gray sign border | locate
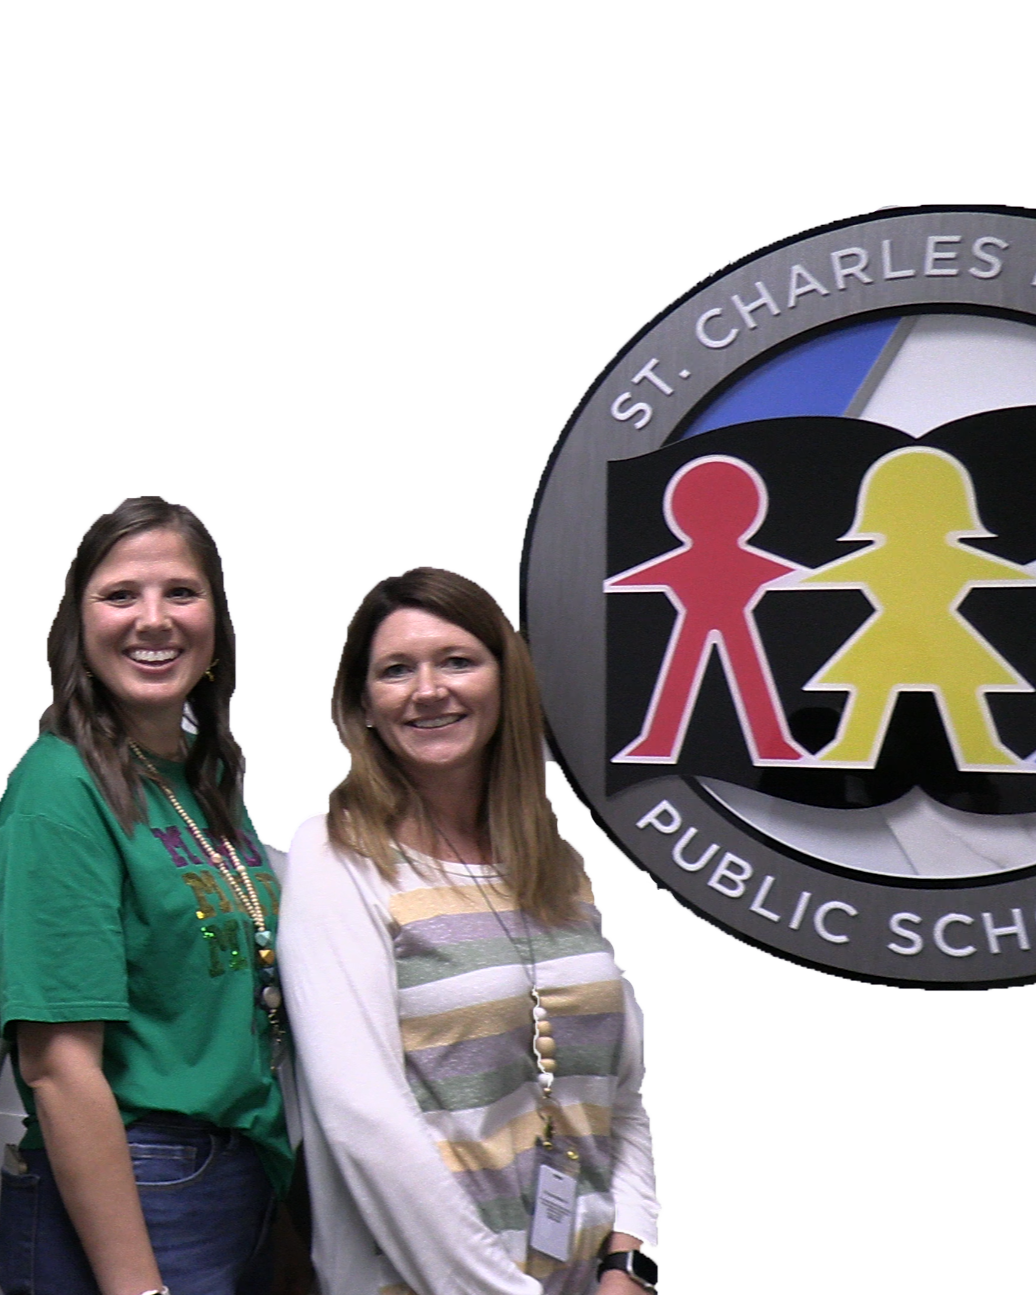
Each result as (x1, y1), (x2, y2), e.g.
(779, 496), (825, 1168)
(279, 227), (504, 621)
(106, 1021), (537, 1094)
(521, 205), (1036, 989)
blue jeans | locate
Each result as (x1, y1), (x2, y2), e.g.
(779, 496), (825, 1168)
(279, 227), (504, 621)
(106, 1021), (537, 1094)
(0, 1115), (276, 1295)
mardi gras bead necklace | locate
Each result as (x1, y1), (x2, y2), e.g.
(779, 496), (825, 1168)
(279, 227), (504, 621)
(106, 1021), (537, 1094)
(130, 741), (286, 1068)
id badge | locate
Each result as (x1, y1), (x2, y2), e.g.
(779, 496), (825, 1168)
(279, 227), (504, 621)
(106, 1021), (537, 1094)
(529, 1144), (579, 1262)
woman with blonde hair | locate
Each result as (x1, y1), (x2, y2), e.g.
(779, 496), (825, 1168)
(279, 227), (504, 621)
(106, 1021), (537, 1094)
(281, 567), (658, 1294)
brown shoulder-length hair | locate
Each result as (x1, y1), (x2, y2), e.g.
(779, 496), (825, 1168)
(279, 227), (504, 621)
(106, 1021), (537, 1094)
(329, 567), (582, 924)
(42, 496), (244, 841)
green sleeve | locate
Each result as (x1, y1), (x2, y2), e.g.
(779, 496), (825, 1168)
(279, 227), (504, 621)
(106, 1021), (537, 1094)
(0, 812), (129, 1034)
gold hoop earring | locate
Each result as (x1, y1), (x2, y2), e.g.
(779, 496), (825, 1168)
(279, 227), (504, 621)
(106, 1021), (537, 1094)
(205, 659), (219, 683)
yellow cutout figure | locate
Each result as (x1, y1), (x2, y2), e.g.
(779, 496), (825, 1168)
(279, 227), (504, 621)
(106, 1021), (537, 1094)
(801, 446), (1035, 770)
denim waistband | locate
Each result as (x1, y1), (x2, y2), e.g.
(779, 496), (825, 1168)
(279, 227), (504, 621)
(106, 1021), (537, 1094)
(127, 1111), (229, 1136)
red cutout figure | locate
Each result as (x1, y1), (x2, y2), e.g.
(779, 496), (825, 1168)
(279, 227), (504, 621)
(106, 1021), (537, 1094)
(606, 455), (803, 764)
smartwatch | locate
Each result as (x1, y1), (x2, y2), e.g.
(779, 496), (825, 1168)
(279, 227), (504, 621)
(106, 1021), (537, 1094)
(597, 1250), (658, 1290)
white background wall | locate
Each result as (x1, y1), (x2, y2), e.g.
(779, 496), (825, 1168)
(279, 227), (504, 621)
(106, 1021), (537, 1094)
(1, 6), (1034, 1292)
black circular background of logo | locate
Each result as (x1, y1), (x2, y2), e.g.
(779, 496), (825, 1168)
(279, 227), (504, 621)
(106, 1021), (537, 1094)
(522, 205), (1036, 989)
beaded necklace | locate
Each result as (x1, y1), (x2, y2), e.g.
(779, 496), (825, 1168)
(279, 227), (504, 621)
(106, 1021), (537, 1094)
(129, 741), (286, 1069)
(429, 823), (564, 1143)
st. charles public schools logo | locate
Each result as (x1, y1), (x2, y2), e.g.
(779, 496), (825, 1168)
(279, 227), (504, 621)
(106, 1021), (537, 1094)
(522, 206), (1036, 987)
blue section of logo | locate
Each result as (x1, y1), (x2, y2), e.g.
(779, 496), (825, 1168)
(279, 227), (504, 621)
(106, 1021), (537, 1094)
(682, 316), (901, 438)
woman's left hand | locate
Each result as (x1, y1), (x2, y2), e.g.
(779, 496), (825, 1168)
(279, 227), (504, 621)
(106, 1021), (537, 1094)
(598, 1270), (648, 1293)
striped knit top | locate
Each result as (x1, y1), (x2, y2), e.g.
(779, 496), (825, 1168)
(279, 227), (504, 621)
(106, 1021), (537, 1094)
(281, 815), (658, 1295)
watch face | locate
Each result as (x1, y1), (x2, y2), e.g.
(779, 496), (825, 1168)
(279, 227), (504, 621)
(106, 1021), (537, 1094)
(523, 205), (1036, 988)
(601, 1251), (658, 1286)
(630, 1251), (659, 1286)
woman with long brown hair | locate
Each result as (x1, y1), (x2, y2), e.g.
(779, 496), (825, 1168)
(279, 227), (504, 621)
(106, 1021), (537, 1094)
(281, 568), (658, 1294)
(0, 497), (291, 1295)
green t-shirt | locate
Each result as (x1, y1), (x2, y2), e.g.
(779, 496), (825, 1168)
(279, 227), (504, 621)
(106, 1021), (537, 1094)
(0, 733), (293, 1196)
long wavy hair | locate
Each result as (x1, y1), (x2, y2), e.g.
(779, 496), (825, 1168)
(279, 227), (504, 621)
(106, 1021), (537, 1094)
(42, 496), (244, 841)
(328, 568), (582, 924)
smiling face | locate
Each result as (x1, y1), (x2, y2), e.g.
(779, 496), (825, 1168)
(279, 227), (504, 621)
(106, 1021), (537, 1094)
(81, 527), (215, 748)
(364, 607), (501, 787)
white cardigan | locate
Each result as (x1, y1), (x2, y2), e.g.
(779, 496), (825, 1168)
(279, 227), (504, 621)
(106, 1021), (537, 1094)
(279, 816), (658, 1295)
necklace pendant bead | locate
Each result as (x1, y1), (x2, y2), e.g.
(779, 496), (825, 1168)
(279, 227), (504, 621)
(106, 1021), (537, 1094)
(260, 985), (283, 1010)
(258, 948), (277, 968)
(254, 930), (272, 948)
(532, 1004), (548, 1021)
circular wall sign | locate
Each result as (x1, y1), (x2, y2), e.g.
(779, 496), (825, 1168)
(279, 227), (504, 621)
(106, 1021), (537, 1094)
(522, 205), (1036, 987)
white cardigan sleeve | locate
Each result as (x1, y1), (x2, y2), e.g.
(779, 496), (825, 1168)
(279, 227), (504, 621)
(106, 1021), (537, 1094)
(279, 816), (544, 1295)
(609, 977), (659, 1247)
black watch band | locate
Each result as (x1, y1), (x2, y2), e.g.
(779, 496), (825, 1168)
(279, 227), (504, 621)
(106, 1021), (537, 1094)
(597, 1250), (658, 1289)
